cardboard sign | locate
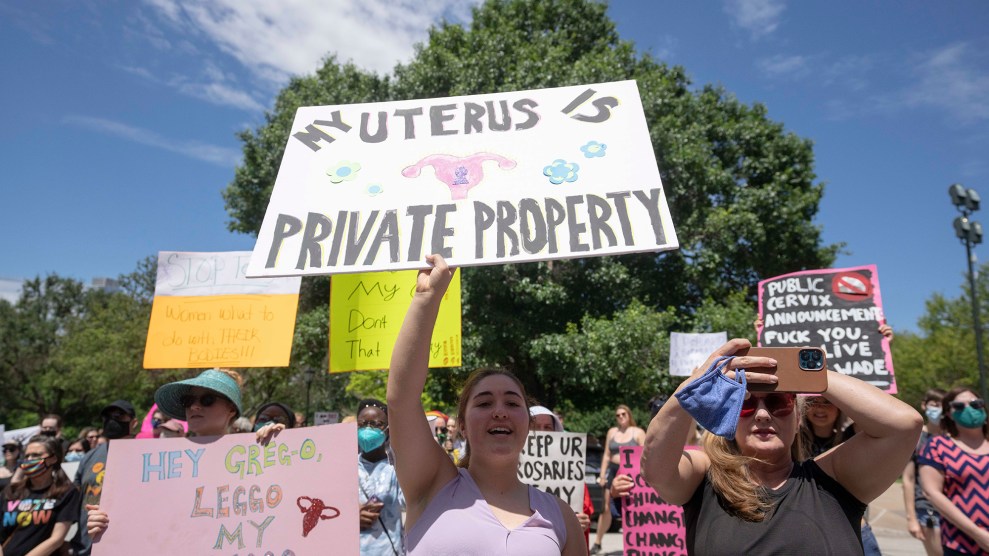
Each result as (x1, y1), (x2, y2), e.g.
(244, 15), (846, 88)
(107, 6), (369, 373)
(247, 80), (678, 277)
(329, 269), (461, 372)
(145, 251), (302, 368)
(95, 425), (358, 555)
(620, 446), (687, 556)
(668, 332), (728, 376)
(517, 431), (585, 513)
(757, 265), (895, 392)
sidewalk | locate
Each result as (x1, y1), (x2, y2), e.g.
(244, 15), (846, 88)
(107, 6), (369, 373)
(596, 481), (927, 555)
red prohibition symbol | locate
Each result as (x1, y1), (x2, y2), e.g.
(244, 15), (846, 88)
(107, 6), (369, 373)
(831, 271), (873, 302)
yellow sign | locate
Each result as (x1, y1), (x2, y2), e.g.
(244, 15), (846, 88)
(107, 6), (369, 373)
(144, 252), (301, 369)
(330, 270), (462, 372)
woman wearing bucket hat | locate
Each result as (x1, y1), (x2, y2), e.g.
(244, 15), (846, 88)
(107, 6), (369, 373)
(86, 369), (245, 541)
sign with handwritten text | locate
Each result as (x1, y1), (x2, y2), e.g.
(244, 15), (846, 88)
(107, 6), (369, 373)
(94, 425), (358, 555)
(757, 264), (896, 392)
(247, 80), (678, 277)
(329, 269), (461, 372)
(518, 431), (585, 513)
(668, 332), (728, 376)
(621, 446), (687, 556)
(145, 251), (302, 368)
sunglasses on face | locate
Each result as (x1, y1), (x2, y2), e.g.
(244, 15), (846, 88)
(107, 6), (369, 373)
(435, 426), (448, 434)
(2, 446), (18, 453)
(180, 393), (224, 409)
(358, 420), (387, 430)
(740, 394), (796, 418)
(950, 399), (986, 412)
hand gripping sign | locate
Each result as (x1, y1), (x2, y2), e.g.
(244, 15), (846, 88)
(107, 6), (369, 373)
(247, 80), (678, 277)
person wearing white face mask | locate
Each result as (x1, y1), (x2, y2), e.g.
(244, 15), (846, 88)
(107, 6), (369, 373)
(902, 388), (946, 556)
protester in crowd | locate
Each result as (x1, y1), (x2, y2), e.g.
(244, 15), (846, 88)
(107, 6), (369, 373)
(387, 254), (584, 555)
(356, 398), (405, 556)
(77, 427), (99, 450)
(294, 411), (306, 428)
(253, 402), (296, 432)
(445, 414), (467, 461)
(919, 387), (989, 555)
(154, 419), (186, 438)
(72, 399), (138, 556)
(531, 405), (595, 547)
(642, 338), (922, 554)
(87, 370), (247, 541)
(0, 435), (81, 556)
(38, 415), (63, 441)
(426, 410), (449, 446)
(591, 404), (644, 554)
(1, 439), (21, 491)
(902, 388), (946, 556)
(64, 439), (88, 463)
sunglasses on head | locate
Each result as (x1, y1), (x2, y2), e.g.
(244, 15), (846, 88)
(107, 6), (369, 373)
(180, 393), (224, 409)
(739, 393), (796, 418)
(950, 399), (986, 412)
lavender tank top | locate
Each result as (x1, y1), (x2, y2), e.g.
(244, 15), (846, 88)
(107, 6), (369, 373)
(406, 468), (567, 555)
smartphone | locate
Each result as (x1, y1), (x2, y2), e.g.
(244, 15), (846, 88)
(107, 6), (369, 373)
(736, 346), (828, 393)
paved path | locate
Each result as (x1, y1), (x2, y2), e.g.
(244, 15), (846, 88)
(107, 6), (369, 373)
(596, 481), (929, 555)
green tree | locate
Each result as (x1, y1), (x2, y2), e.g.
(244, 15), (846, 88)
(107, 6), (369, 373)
(222, 0), (838, 414)
(893, 265), (989, 408)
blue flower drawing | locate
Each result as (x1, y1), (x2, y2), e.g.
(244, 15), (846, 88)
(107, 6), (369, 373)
(366, 184), (384, 197)
(543, 159), (580, 184)
(580, 140), (607, 158)
(326, 161), (361, 183)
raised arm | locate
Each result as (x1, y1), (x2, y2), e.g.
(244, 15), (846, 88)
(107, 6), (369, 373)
(385, 255), (459, 521)
(815, 371), (922, 503)
(641, 339), (776, 505)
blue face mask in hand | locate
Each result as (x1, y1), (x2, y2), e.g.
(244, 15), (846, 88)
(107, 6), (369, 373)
(358, 427), (387, 453)
(674, 356), (746, 439)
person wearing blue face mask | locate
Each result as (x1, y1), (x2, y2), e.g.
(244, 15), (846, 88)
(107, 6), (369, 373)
(919, 387), (989, 555)
(356, 398), (405, 556)
(901, 388), (946, 556)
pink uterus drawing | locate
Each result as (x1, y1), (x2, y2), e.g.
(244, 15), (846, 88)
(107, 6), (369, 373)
(402, 152), (517, 200)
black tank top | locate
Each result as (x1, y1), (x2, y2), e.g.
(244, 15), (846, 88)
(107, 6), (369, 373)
(683, 459), (866, 555)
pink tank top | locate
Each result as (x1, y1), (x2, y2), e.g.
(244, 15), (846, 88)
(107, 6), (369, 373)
(406, 468), (567, 555)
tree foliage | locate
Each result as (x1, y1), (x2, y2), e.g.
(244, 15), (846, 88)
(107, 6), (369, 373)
(893, 263), (989, 408)
(220, 0), (838, 415)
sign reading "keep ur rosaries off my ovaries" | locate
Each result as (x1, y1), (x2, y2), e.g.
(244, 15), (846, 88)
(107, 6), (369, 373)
(247, 80), (678, 277)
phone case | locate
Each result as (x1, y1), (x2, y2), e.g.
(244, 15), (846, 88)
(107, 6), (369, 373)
(735, 346), (828, 393)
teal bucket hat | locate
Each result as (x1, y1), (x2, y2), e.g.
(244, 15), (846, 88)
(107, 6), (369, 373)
(154, 369), (243, 420)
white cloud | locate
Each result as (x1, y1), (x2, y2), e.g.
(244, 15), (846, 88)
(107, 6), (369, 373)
(757, 54), (808, 78)
(143, 0), (479, 81)
(173, 80), (266, 112)
(724, 0), (785, 40)
(63, 115), (242, 167)
(0, 278), (23, 304)
(901, 42), (989, 125)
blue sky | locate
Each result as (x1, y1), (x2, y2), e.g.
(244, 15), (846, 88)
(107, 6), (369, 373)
(1, 0), (987, 333)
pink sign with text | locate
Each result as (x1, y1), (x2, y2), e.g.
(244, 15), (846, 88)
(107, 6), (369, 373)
(94, 424), (358, 555)
(620, 445), (688, 556)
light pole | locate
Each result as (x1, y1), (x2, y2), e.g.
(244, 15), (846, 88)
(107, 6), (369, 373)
(949, 184), (987, 403)
(304, 366), (316, 426)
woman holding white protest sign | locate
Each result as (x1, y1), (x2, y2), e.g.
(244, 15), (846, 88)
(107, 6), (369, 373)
(642, 338), (922, 554)
(387, 254), (585, 555)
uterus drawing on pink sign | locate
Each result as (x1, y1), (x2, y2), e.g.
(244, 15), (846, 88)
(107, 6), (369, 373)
(401, 152), (517, 200)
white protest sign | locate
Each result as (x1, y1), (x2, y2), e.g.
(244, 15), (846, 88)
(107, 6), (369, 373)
(518, 431), (585, 513)
(668, 332), (728, 376)
(248, 80), (678, 277)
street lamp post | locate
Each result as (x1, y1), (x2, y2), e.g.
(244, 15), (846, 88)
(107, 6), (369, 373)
(304, 366), (316, 426)
(949, 184), (987, 403)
